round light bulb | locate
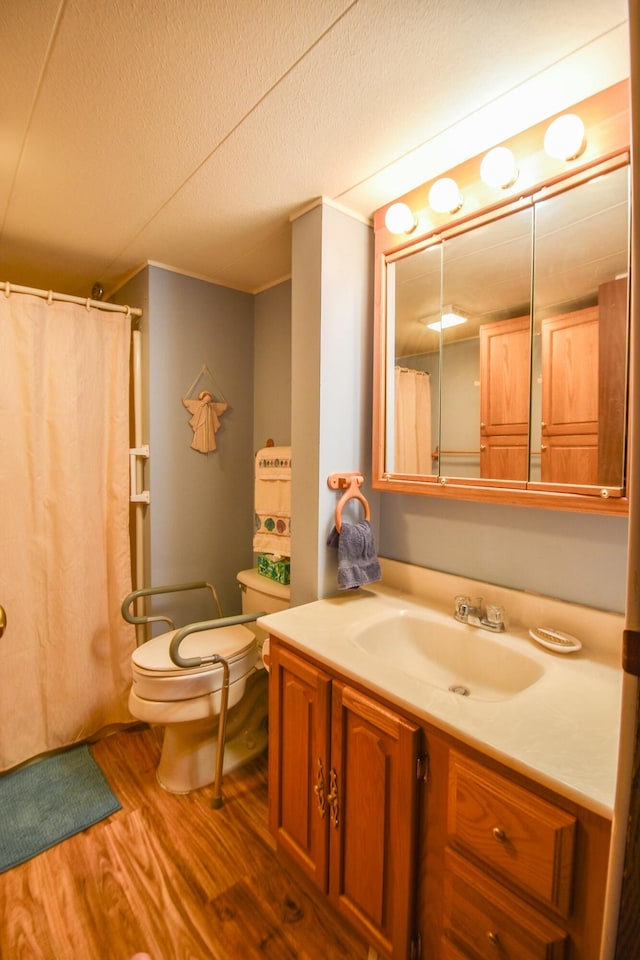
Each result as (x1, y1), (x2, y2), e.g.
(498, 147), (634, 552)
(480, 147), (519, 189)
(384, 202), (416, 234)
(428, 177), (463, 214)
(544, 114), (585, 161)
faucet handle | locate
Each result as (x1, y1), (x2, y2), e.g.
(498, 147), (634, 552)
(485, 604), (504, 628)
(455, 595), (471, 618)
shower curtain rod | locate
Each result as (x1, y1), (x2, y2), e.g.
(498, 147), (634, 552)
(1, 281), (142, 318)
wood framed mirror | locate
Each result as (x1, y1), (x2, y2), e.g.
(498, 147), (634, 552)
(372, 83), (630, 515)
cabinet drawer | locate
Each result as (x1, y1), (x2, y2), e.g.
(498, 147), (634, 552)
(444, 849), (568, 960)
(448, 752), (576, 915)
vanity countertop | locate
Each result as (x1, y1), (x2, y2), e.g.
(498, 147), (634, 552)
(258, 578), (624, 818)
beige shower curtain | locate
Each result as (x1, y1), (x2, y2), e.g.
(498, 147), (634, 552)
(0, 293), (136, 771)
(394, 366), (432, 474)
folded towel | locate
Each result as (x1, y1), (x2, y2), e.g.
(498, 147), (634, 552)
(253, 446), (292, 557)
(327, 520), (382, 590)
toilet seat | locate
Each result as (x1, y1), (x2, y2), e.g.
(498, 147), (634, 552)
(131, 623), (257, 701)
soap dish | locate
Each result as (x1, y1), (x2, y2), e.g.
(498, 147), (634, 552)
(529, 627), (582, 653)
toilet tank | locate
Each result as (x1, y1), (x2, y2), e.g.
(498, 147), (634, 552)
(237, 568), (290, 655)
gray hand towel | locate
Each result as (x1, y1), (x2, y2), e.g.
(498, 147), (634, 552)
(327, 520), (382, 590)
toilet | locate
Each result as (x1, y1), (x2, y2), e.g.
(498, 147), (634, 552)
(128, 569), (290, 794)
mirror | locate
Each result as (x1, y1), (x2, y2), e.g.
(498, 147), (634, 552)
(378, 160), (629, 512)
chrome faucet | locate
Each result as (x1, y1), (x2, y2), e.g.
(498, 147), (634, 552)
(454, 595), (505, 633)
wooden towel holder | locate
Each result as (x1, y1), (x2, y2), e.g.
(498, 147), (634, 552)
(327, 472), (371, 532)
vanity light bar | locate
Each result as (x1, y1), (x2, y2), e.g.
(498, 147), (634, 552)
(383, 112), (588, 234)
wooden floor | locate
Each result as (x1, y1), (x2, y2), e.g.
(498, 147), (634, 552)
(0, 727), (369, 960)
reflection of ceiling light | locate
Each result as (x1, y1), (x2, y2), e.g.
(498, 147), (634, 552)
(480, 147), (519, 189)
(384, 202), (417, 234)
(544, 114), (586, 161)
(425, 307), (467, 332)
(428, 178), (463, 214)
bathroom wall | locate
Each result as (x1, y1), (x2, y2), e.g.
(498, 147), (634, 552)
(253, 281), (292, 450)
(116, 265), (256, 625)
(115, 234), (628, 624)
(290, 200), (375, 605)
(378, 494), (628, 613)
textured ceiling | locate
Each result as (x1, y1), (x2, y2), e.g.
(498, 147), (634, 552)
(0, 0), (630, 298)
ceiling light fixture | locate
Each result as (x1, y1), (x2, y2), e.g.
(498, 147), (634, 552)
(425, 307), (467, 332)
(480, 146), (519, 189)
(428, 177), (463, 214)
(384, 202), (417, 234)
(543, 114), (586, 161)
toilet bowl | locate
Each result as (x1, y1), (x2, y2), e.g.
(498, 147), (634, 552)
(129, 622), (260, 793)
(128, 570), (290, 794)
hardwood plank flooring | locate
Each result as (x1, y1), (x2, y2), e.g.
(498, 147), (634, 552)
(0, 727), (369, 960)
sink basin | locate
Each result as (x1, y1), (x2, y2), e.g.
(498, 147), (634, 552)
(351, 612), (544, 702)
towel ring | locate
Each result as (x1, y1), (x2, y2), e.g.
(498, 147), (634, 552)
(328, 473), (371, 532)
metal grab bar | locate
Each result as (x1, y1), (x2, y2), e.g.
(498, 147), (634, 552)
(168, 613), (266, 668)
(121, 581), (223, 632)
(168, 612), (266, 809)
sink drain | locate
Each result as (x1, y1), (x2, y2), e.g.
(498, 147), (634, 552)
(449, 684), (470, 697)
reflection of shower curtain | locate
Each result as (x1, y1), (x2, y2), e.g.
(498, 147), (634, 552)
(394, 367), (432, 474)
(0, 293), (135, 771)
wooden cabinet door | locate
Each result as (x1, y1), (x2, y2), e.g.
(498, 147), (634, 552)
(541, 307), (599, 484)
(329, 682), (421, 960)
(268, 643), (331, 891)
(480, 435), (529, 482)
(479, 316), (530, 480)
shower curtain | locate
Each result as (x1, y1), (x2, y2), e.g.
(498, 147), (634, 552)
(0, 292), (136, 772)
(394, 366), (432, 474)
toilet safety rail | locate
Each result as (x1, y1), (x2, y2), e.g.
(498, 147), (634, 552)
(121, 582), (266, 809)
(121, 580), (225, 635)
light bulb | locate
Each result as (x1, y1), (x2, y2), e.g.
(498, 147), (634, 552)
(384, 202), (416, 234)
(544, 114), (585, 161)
(428, 178), (463, 214)
(480, 147), (519, 189)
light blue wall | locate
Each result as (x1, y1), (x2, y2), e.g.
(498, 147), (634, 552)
(117, 265), (255, 625)
(253, 281), (291, 450)
(378, 494), (628, 613)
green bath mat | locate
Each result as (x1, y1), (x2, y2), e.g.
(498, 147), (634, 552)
(0, 743), (121, 873)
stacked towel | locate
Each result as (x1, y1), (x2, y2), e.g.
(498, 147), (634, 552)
(253, 446), (292, 558)
(327, 520), (382, 590)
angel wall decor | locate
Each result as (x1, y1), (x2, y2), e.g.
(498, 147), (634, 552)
(182, 365), (228, 453)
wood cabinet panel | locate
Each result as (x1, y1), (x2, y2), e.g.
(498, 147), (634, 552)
(447, 751), (576, 916)
(269, 640), (421, 960)
(541, 434), (598, 486)
(541, 308), (599, 434)
(268, 643), (331, 890)
(444, 849), (568, 960)
(330, 683), (420, 958)
(480, 316), (531, 436)
(480, 434), (528, 482)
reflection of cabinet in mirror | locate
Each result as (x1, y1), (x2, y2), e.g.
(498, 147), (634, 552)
(540, 307), (598, 485)
(539, 277), (627, 486)
(479, 316), (530, 482)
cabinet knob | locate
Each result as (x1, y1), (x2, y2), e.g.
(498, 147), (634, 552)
(487, 931), (500, 947)
(492, 826), (507, 843)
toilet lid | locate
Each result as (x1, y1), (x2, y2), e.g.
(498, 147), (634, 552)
(131, 623), (257, 678)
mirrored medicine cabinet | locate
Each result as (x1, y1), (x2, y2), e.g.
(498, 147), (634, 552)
(372, 83), (631, 515)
